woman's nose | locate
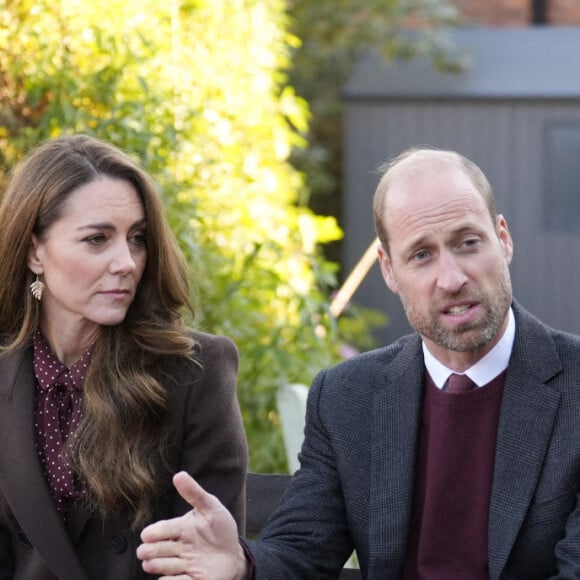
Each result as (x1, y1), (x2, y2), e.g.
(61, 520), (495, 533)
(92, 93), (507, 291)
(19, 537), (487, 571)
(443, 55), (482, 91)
(109, 243), (136, 275)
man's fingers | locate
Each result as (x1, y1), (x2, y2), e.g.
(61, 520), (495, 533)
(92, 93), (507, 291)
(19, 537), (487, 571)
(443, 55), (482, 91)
(140, 472), (225, 544)
(140, 515), (188, 543)
(140, 552), (191, 578)
(138, 471), (242, 579)
(137, 539), (183, 560)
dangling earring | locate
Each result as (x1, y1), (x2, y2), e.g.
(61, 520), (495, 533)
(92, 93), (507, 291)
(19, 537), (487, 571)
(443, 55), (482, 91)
(30, 274), (45, 301)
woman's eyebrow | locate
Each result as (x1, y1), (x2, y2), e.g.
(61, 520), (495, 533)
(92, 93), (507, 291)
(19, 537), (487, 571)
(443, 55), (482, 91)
(76, 218), (147, 232)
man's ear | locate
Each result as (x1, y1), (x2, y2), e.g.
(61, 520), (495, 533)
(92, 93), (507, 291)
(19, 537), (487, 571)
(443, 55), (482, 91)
(496, 214), (514, 265)
(378, 245), (399, 295)
(27, 234), (44, 274)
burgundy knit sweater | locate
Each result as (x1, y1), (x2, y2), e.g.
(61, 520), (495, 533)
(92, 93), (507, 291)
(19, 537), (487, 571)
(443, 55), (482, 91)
(402, 371), (506, 580)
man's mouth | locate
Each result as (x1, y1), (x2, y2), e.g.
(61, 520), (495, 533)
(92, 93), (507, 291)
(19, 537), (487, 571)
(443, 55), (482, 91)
(445, 304), (473, 315)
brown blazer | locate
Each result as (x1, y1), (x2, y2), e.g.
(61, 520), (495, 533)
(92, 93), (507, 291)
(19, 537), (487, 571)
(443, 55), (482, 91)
(0, 331), (248, 580)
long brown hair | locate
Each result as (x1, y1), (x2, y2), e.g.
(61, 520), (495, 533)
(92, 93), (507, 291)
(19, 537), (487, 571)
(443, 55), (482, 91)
(0, 135), (196, 527)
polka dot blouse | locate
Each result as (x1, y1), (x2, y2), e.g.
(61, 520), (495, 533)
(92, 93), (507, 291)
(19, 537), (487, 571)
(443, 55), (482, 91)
(33, 331), (95, 516)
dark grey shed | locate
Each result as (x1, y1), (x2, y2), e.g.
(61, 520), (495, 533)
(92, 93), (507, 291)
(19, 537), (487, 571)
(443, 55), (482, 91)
(342, 26), (580, 347)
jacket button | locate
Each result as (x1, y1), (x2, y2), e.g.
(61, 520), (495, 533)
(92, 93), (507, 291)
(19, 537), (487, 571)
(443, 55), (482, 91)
(110, 534), (128, 554)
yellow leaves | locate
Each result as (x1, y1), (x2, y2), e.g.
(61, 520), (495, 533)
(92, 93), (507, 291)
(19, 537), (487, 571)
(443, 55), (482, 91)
(314, 215), (343, 243)
(299, 213), (342, 251)
(279, 86), (309, 134)
(1, 0), (350, 472)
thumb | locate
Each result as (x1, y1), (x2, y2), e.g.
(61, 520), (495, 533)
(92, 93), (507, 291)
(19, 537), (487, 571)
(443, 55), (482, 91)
(173, 471), (224, 517)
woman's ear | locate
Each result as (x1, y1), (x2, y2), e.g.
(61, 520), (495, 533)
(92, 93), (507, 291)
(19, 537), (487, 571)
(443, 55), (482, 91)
(27, 234), (44, 274)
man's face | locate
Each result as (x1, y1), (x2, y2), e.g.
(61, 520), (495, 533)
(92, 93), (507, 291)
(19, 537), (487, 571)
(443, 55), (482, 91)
(377, 159), (513, 370)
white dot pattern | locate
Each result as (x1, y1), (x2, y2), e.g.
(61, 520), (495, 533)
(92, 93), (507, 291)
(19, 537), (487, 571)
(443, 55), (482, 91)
(33, 331), (95, 516)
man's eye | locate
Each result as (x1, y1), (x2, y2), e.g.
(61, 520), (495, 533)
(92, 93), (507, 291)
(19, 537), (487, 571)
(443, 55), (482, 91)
(463, 238), (480, 248)
(413, 250), (430, 261)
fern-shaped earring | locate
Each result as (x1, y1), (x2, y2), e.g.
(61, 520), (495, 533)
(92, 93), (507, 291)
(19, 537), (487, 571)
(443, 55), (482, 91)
(30, 275), (45, 301)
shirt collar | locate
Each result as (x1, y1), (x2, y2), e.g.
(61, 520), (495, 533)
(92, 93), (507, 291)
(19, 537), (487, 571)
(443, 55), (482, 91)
(33, 331), (94, 391)
(422, 307), (515, 389)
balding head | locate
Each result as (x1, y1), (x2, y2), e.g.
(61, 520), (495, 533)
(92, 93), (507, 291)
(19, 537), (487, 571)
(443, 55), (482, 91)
(373, 147), (497, 254)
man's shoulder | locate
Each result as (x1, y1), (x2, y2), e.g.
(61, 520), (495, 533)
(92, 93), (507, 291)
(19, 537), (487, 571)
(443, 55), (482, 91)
(325, 332), (420, 381)
(308, 333), (422, 418)
(514, 301), (580, 349)
(512, 301), (580, 381)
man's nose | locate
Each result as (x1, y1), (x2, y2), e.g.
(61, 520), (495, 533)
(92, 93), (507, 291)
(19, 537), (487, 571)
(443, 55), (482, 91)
(436, 253), (468, 293)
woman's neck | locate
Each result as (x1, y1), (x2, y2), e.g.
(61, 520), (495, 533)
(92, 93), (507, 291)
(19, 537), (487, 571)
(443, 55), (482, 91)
(39, 320), (100, 367)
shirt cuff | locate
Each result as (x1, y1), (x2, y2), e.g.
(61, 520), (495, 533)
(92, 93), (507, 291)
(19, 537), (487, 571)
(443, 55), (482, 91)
(239, 538), (255, 580)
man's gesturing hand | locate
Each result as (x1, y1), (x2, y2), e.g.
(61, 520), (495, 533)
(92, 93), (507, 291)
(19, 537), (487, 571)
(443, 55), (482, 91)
(136, 471), (249, 579)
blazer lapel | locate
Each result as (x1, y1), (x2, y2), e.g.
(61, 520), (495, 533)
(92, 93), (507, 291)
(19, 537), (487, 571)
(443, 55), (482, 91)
(488, 305), (562, 579)
(0, 348), (89, 580)
(369, 336), (424, 577)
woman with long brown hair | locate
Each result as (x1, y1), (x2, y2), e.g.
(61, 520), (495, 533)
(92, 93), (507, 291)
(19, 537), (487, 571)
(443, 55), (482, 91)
(0, 134), (248, 579)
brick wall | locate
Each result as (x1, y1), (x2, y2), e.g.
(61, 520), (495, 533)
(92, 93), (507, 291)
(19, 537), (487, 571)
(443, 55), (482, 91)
(548, 0), (580, 24)
(452, 0), (580, 25)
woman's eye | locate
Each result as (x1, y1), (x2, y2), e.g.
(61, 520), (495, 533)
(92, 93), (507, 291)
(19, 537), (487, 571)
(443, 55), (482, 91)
(84, 234), (106, 246)
(131, 231), (147, 245)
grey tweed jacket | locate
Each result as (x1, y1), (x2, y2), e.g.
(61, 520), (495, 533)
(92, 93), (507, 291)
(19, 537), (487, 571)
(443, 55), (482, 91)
(249, 301), (580, 579)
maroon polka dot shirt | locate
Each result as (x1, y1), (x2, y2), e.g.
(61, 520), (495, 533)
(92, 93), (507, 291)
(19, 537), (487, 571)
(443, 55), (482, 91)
(33, 331), (95, 516)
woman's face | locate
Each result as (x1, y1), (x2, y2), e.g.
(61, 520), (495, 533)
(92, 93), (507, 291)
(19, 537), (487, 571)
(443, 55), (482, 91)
(28, 177), (148, 340)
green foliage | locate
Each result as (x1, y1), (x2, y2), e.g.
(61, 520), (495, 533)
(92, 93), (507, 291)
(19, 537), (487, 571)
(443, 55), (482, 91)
(0, 0), (377, 472)
(286, 0), (468, 259)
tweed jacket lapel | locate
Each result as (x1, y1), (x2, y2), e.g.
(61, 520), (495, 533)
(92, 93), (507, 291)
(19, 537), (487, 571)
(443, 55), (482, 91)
(487, 303), (562, 579)
(0, 346), (89, 580)
(369, 335), (424, 578)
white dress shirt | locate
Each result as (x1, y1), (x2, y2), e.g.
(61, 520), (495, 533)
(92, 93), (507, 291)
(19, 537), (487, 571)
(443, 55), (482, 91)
(423, 307), (516, 390)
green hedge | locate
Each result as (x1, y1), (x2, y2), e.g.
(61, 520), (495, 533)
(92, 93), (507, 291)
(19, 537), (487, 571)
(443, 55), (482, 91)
(0, 0), (382, 472)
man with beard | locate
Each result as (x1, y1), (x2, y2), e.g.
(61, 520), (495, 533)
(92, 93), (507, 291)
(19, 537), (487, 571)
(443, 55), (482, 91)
(137, 148), (580, 579)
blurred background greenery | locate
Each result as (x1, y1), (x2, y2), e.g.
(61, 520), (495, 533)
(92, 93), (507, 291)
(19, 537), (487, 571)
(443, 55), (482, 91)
(0, 0), (456, 472)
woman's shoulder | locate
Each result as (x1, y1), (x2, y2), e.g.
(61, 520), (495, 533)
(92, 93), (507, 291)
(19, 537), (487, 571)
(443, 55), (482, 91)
(164, 331), (239, 398)
(189, 330), (238, 360)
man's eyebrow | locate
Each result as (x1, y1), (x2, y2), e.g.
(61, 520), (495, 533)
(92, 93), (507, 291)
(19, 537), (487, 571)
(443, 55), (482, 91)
(401, 223), (485, 254)
(451, 223), (483, 235)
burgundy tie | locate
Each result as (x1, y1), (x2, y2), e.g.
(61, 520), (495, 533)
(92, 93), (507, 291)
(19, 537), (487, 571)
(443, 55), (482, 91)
(447, 373), (476, 393)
